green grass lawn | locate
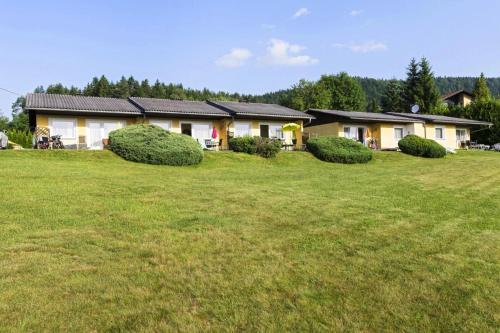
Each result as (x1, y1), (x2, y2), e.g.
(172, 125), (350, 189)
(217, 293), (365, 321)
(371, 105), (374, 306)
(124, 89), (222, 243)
(0, 150), (499, 332)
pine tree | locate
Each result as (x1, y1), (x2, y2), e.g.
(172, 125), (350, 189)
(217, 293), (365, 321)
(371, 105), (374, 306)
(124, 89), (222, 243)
(140, 79), (152, 97)
(95, 75), (111, 97)
(151, 80), (166, 98)
(83, 77), (99, 96)
(472, 73), (492, 102)
(403, 58), (421, 112)
(113, 76), (130, 98)
(417, 58), (441, 114)
(381, 80), (405, 112)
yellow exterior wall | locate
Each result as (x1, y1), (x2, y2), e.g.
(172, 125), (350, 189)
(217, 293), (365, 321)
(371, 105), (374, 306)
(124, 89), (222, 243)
(303, 122), (340, 138)
(35, 113), (308, 150)
(423, 123), (459, 149)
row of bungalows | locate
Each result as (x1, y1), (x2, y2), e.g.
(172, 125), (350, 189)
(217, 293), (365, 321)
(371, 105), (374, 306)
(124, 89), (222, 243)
(26, 93), (313, 150)
(25, 93), (492, 151)
(303, 109), (492, 150)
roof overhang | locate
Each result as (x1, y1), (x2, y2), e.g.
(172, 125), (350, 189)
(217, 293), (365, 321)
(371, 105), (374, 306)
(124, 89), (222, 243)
(26, 107), (141, 117)
(144, 110), (231, 119)
(232, 112), (314, 120)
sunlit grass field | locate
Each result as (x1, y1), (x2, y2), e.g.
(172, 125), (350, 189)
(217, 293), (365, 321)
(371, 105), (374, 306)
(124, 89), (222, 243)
(0, 150), (498, 332)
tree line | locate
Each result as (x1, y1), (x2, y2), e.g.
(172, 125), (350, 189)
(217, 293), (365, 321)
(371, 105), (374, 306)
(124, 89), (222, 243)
(1, 58), (499, 144)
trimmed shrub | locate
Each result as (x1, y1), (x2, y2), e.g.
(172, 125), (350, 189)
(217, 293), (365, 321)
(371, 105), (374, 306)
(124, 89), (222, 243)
(228, 136), (282, 158)
(306, 136), (373, 164)
(228, 136), (257, 154)
(398, 135), (446, 158)
(255, 137), (282, 158)
(109, 124), (203, 166)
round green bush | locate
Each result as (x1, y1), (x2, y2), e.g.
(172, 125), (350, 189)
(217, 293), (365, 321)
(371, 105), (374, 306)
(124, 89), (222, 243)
(398, 134), (446, 158)
(228, 136), (257, 154)
(306, 136), (373, 164)
(109, 124), (203, 166)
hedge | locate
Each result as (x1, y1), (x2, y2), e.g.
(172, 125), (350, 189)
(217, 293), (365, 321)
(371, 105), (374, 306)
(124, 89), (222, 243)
(228, 136), (281, 158)
(398, 134), (446, 158)
(109, 124), (203, 166)
(306, 136), (373, 164)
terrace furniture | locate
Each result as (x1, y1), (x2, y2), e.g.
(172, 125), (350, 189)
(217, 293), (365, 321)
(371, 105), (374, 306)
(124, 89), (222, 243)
(204, 139), (218, 150)
(492, 143), (500, 152)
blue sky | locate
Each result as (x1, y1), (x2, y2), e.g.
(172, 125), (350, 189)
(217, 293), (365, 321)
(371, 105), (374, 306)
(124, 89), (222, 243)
(1, 0), (500, 117)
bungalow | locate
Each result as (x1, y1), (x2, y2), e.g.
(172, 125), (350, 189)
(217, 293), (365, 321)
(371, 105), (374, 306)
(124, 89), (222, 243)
(441, 90), (473, 107)
(303, 109), (492, 150)
(26, 93), (313, 150)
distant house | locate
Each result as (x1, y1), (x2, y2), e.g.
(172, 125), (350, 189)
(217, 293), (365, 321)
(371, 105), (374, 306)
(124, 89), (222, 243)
(303, 109), (492, 150)
(441, 90), (473, 107)
(25, 94), (313, 150)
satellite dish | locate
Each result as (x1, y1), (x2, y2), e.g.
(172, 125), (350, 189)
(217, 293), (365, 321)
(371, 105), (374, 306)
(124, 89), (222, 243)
(411, 104), (420, 113)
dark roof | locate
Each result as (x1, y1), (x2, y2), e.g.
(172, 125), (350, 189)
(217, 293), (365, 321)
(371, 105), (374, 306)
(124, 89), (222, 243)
(26, 93), (141, 114)
(129, 97), (230, 117)
(306, 109), (423, 123)
(209, 100), (313, 120)
(386, 112), (492, 126)
(441, 89), (473, 100)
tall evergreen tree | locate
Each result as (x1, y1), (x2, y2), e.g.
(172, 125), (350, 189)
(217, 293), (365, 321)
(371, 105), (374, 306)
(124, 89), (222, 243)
(472, 73), (492, 102)
(151, 80), (166, 98)
(113, 76), (130, 99)
(381, 80), (405, 112)
(140, 79), (152, 97)
(417, 58), (441, 114)
(403, 58), (421, 112)
(95, 75), (111, 97)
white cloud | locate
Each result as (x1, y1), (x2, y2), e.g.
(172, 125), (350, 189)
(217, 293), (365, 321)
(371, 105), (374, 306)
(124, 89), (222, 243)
(350, 10), (362, 16)
(215, 48), (252, 68)
(333, 41), (387, 53)
(292, 8), (310, 19)
(261, 23), (276, 30)
(260, 39), (318, 66)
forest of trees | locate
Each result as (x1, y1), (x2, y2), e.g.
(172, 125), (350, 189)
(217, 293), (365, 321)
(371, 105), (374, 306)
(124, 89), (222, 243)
(1, 58), (499, 144)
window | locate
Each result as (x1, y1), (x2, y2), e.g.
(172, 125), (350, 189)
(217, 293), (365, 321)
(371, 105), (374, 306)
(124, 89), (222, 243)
(394, 127), (404, 140)
(260, 124), (269, 138)
(456, 129), (467, 141)
(270, 125), (284, 139)
(50, 118), (76, 139)
(150, 120), (171, 131)
(435, 127), (445, 140)
(344, 127), (352, 139)
(234, 122), (251, 137)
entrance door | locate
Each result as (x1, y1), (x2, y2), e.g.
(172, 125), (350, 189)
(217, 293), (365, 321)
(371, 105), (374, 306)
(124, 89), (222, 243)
(192, 123), (211, 148)
(357, 127), (365, 144)
(87, 120), (125, 150)
(87, 121), (102, 149)
(260, 124), (269, 138)
(181, 123), (192, 136)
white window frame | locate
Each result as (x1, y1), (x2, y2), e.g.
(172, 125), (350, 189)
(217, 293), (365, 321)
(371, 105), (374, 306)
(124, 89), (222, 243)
(49, 117), (77, 139)
(234, 121), (252, 137)
(394, 127), (404, 140)
(86, 119), (126, 149)
(456, 128), (467, 141)
(343, 125), (367, 141)
(149, 119), (172, 131)
(259, 122), (285, 139)
(435, 126), (445, 140)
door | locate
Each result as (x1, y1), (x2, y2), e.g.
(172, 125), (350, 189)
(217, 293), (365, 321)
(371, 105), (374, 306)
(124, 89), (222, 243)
(192, 123), (211, 148)
(87, 120), (125, 150)
(87, 121), (103, 149)
(357, 127), (365, 144)
(181, 123), (192, 136)
(260, 124), (269, 138)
